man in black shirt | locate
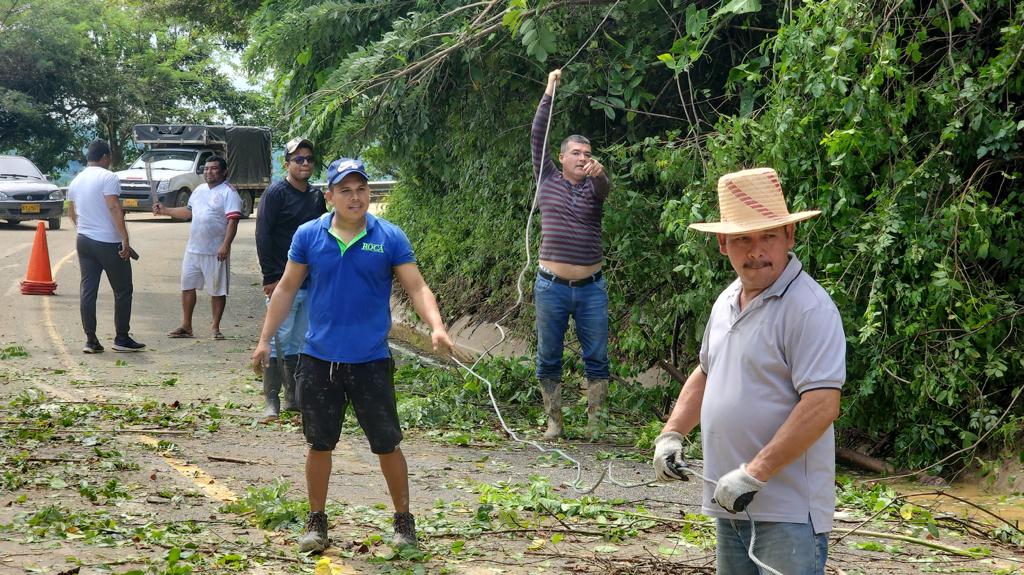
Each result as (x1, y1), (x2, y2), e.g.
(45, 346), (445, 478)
(255, 137), (327, 420)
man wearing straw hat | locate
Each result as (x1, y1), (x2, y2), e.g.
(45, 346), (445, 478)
(652, 168), (845, 574)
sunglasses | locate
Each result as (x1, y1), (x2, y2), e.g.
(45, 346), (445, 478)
(290, 155), (314, 165)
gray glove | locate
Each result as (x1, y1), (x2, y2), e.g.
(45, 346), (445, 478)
(712, 464), (766, 513)
(652, 431), (690, 481)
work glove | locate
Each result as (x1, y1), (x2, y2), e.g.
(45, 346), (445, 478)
(712, 464), (766, 513)
(652, 431), (690, 481)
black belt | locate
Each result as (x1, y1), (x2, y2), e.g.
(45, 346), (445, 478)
(538, 268), (602, 287)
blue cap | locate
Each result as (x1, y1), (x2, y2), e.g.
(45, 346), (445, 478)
(326, 158), (369, 186)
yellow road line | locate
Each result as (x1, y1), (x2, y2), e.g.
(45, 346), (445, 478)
(135, 435), (239, 503)
(42, 249), (81, 377)
(40, 248), (247, 506)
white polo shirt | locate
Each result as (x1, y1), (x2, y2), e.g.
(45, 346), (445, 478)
(67, 166), (123, 243)
(699, 254), (846, 533)
(185, 182), (243, 255)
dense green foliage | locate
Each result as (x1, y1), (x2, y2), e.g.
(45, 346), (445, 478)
(246, 0), (1024, 471)
(0, 0), (269, 171)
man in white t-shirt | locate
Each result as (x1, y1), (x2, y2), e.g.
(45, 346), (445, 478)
(653, 168), (845, 575)
(67, 139), (146, 354)
(154, 156), (243, 339)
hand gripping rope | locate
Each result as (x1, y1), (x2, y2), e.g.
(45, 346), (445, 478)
(445, 3), (784, 572)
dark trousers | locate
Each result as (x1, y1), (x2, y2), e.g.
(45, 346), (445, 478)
(77, 234), (133, 340)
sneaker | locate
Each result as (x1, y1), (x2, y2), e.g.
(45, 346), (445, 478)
(83, 340), (104, 354)
(111, 336), (146, 352)
(392, 511), (417, 548)
(297, 511), (329, 553)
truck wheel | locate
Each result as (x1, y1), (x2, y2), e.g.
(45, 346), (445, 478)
(174, 189), (191, 209)
(239, 190), (254, 219)
(48, 218), (61, 230)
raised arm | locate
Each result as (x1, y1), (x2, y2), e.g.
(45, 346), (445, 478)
(531, 69), (562, 181)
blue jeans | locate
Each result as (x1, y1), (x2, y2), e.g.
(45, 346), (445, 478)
(534, 271), (609, 381)
(716, 517), (828, 575)
(266, 288), (309, 358)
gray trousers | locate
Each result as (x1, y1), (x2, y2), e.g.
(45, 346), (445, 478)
(77, 234), (133, 340)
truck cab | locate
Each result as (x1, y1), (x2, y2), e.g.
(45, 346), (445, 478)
(115, 148), (213, 212)
(115, 125), (272, 219)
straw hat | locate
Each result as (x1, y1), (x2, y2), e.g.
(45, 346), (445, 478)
(689, 167), (821, 234)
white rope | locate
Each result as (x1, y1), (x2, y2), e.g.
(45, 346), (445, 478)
(451, 354), (659, 493)
(673, 466), (784, 575)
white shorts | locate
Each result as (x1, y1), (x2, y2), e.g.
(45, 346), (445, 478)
(181, 252), (229, 296)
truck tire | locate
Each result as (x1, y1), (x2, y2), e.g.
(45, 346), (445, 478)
(48, 218), (61, 230)
(174, 189), (191, 209)
(239, 190), (254, 219)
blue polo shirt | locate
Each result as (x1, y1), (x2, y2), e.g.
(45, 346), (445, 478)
(288, 212), (415, 363)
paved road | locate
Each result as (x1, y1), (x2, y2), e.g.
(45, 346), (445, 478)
(0, 213), (267, 377)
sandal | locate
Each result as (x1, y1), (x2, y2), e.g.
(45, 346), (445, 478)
(213, 330), (226, 340)
(167, 327), (193, 338)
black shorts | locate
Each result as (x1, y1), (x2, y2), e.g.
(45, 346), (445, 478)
(295, 354), (403, 454)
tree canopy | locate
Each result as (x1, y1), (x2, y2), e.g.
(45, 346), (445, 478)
(0, 0), (270, 171)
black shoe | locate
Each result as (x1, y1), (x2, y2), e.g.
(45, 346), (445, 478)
(83, 340), (104, 354)
(298, 511), (329, 553)
(112, 336), (146, 352)
(392, 511), (417, 548)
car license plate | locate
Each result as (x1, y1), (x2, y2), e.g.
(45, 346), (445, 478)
(21, 204), (40, 214)
(122, 199), (139, 208)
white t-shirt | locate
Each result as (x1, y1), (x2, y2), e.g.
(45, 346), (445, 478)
(699, 255), (846, 533)
(186, 182), (243, 255)
(67, 166), (123, 243)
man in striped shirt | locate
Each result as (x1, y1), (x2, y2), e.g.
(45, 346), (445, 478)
(532, 69), (612, 440)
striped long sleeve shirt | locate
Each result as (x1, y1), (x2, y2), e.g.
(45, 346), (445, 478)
(532, 94), (610, 266)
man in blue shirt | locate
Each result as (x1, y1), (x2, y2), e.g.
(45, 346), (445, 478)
(252, 158), (454, 553)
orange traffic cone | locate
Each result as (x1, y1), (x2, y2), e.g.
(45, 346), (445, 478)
(21, 221), (57, 295)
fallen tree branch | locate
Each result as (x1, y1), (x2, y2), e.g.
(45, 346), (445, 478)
(836, 447), (895, 474)
(207, 455), (260, 465)
(833, 528), (988, 558)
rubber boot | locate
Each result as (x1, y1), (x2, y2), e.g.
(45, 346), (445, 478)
(539, 379), (563, 440)
(585, 378), (609, 440)
(260, 358), (282, 421)
(281, 354), (300, 412)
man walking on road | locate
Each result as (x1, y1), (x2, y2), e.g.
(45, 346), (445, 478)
(154, 156), (242, 340)
(653, 168), (845, 574)
(252, 158), (454, 553)
(67, 139), (145, 354)
(532, 69), (612, 440)
(254, 137), (326, 420)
